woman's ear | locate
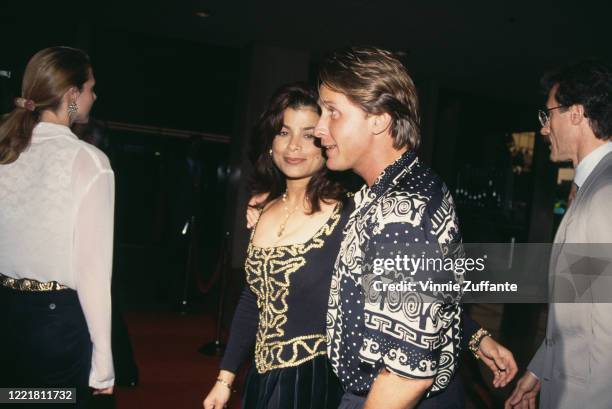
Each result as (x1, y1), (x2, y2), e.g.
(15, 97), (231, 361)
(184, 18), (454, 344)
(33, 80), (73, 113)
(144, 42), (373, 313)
(62, 86), (79, 105)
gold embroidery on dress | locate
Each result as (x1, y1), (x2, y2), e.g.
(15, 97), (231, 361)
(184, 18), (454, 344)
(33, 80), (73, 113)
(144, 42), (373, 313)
(246, 203), (341, 373)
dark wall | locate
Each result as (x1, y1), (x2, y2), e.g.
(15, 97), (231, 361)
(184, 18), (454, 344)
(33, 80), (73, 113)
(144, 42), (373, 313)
(0, 10), (241, 136)
(433, 88), (540, 183)
(91, 29), (240, 134)
(0, 15), (79, 108)
(432, 88), (554, 242)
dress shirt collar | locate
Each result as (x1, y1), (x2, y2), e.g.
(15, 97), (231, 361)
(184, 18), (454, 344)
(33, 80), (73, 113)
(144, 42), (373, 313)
(353, 149), (419, 215)
(574, 142), (612, 188)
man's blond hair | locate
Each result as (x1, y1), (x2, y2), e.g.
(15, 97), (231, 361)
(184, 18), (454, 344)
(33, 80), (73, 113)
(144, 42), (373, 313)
(318, 46), (420, 150)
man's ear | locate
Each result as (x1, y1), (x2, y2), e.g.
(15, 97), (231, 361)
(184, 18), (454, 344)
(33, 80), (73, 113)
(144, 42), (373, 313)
(371, 112), (392, 136)
(569, 104), (585, 125)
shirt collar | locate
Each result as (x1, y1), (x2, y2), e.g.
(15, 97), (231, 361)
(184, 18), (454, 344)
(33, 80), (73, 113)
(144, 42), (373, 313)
(574, 142), (612, 188)
(353, 149), (419, 212)
(32, 122), (78, 140)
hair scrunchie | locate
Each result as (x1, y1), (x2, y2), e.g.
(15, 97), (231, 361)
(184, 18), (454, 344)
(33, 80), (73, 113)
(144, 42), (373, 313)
(14, 97), (36, 112)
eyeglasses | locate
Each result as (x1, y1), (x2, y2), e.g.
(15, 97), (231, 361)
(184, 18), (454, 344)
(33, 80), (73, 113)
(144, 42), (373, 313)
(538, 105), (566, 127)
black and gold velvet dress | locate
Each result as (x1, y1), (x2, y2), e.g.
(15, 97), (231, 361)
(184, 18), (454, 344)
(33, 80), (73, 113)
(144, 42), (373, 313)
(220, 202), (348, 409)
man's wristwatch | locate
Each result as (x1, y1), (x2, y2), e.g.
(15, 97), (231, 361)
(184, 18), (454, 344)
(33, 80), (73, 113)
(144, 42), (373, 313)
(468, 328), (491, 359)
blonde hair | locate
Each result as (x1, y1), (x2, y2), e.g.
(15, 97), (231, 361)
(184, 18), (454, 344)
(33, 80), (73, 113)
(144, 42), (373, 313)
(0, 47), (90, 164)
(318, 46), (421, 150)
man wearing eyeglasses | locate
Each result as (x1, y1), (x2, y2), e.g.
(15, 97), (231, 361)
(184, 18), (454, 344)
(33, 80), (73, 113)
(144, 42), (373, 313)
(506, 60), (612, 409)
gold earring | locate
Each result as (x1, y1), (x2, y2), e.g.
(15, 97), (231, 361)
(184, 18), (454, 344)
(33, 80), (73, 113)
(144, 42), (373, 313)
(269, 149), (273, 156)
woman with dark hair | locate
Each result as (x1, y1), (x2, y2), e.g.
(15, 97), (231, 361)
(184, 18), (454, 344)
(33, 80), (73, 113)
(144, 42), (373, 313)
(203, 83), (347, 409)
(0, 47), (114, 405)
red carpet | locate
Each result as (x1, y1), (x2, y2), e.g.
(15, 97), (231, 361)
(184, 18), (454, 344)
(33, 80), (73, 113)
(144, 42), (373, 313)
(114, 305), (540, 408)
(115, 311), (244, 409)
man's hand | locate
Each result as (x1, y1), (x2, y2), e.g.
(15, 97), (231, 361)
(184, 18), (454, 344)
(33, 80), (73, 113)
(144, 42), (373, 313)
(246, 193), (269, 229)
(477, 336), (518, 388)
(504, 371), (540, 409)
(364, 369), (433, 409)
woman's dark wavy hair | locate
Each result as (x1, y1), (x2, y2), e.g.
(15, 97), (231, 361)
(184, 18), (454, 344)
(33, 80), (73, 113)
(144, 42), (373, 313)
(542, 59), (612, 140)
(248, 82), (346, 213)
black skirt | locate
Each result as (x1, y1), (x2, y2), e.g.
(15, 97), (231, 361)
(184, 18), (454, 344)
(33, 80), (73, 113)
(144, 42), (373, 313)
(0, 286), (92, 408)
(242, 355), (343, 409)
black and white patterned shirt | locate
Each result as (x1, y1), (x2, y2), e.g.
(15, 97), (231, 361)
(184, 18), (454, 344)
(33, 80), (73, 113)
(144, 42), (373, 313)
(326, 150), (463, 396)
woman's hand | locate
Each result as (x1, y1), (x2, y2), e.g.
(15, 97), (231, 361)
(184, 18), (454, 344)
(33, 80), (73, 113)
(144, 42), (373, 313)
(92, 386), (114, 395)
(203, 370), (235, 409)
(202, 382), (231, 409)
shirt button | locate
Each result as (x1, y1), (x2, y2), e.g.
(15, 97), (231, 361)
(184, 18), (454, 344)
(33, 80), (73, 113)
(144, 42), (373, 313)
(49, 303), (56, 310)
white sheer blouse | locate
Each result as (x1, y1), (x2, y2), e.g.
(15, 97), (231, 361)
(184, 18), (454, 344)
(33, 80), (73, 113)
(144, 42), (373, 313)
(0, 122), (115, 388)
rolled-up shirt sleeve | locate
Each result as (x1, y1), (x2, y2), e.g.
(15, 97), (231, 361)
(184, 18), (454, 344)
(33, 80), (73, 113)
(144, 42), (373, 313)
(72, 148), (115, 389)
